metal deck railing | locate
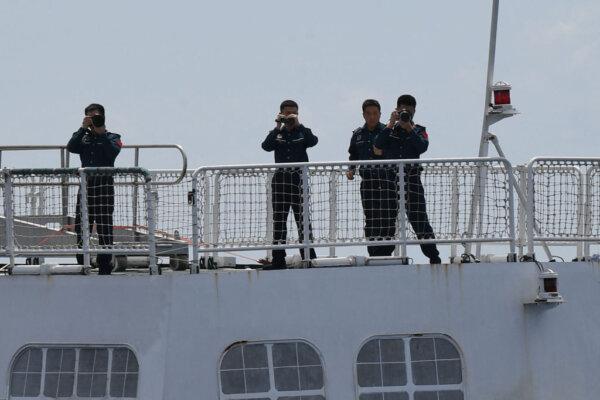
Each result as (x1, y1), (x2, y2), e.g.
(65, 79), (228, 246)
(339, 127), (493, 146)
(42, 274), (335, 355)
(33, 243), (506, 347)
(2, 156), (600, 273)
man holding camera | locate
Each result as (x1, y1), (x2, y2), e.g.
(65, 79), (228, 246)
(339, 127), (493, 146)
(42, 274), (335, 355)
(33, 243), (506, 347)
(67, 103), (123, 274)
(346, 99), (395, 256)
(261, 99), (318, 269)
(373, 94), (441, 264)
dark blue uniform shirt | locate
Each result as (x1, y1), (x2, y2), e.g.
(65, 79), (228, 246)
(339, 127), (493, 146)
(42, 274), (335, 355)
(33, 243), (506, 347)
(261, 125), (318, 163)
(348, 122), (386, 170)
(67, 128), (122, 167)
(374, 124), (429, 160)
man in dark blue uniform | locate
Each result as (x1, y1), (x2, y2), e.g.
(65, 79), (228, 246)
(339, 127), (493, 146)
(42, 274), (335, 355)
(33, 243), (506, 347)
(347, 99), (395, 256)
(262, 100), (318, 269)
(67, 103), (123, 274)
(374, 95), (441, 264)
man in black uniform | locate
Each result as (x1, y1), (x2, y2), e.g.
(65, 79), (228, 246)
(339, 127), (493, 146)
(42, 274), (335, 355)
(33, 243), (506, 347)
(346, 99), (395, 256)
(67, 103), (123, 274)
(262, 100), (318, 269)
(374, 94), (441, 264)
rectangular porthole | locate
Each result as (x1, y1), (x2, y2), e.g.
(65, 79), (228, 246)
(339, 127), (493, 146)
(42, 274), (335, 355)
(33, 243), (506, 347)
(219, 341), (326, 399)
(356, 335), (464, 400)
(9, 346), (139, 399)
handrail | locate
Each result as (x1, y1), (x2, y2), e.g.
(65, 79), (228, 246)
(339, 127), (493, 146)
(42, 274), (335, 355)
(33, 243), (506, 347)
(191, 156), (510, 176)
(190, 157), (517, 270)
(1, 166), (158, 274)
(525, 157), (600, 259)
(0, 144), (187, 185)
(80, 167), (153, 182)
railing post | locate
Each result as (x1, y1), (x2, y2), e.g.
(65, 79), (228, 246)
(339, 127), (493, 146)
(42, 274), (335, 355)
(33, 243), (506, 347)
(210, 173), (221, 261)
(517, 166), (527, 258)
(145, 177), (158, 275)
(3, 170), (16, 268)
(328, 169), (337, 257)
(575, 167), (585, 260)
(60, 148), (70, 228)
(526, 161), (536, 259)
(504, 161), (517, 260)
(202, 174), (212, 265)
(584, 168), (594, 259)
(397, 162), (408, 262)
(464, 168), (480, 256)
(265, 171), (274, 262)
(450, 165), (459, 260)
(132, 149), (140, 242)
(191, 173), (199, 273)
(301, 165), (312, 263)
(474, 163), (488, 258)
(78, 170), (91, 269)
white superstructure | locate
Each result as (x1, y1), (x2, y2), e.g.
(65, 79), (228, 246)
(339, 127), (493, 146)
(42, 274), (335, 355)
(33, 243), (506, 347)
(0, 259), (599, 399)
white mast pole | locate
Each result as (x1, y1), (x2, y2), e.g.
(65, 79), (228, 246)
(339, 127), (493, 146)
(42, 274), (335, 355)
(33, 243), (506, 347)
(478, 0), (500, 158)
(465, 0), (500, 258)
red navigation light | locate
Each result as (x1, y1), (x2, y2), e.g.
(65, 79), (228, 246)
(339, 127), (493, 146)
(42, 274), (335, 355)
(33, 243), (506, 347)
(494, 89), (511, 105)
(491, 81), (512, 106)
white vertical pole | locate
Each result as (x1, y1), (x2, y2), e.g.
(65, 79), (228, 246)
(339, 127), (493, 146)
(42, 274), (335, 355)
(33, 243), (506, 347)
(3, 171), (15, 268)
(202, 173), (211, 267)
(450, 166), (460, 260)
(210, 173), (221, 262)
(584, 169), (593, 259)
(132, 149), (139, 241)
(265, 171), (274, 261)
(328, 170), (337, 257)
(478, 0), (500, 159)
(145, 178), (158, 275)
(526, 161), (536, 258)
(301, 165), (312, 263)
(505, 162), (517, 259)
(466, 0), (500, 256)
(575, 167), (584, 260)
(397, 163), (408, 261)
(79, 170), (91, 269)
(517, 166), (527, 258)
(191, 173), (199, 273)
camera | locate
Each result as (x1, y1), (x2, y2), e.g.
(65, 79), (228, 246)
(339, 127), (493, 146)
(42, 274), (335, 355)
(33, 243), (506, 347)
(91, 114), (105, 127)
(276, 115), (295, 124)
(399, 110), (412, 123)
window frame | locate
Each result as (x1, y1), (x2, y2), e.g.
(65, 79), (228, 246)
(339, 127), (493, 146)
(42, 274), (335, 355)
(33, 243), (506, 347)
(217, 339), (327, 400)
(7, 344), (139, 400)
(354, 334), (466, 400)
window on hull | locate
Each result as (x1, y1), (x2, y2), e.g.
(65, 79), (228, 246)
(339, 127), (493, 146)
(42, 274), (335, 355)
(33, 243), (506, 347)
(9, 346), (138, 399)
(356, 335), (464, 400)
(219, 341), (326, 400)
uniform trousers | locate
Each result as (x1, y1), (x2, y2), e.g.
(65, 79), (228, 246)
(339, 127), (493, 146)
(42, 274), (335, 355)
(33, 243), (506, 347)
(360, 168), (439, 259)
(271, 169), (317, 266)
(75, 178), (115, 274)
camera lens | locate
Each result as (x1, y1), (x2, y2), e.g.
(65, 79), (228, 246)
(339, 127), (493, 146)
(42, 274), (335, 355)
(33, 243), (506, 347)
(91, 114), (105, 127)
(399, 111), (411, 123)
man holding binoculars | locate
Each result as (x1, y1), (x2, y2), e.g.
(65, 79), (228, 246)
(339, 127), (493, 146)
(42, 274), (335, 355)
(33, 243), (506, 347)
(67, 103), (123, 274)
(262, 100), (318, 269)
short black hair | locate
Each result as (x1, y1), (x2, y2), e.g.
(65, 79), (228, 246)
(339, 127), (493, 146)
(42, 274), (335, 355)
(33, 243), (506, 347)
(280, 99), (299, 112)
(85, 103), (105, 115)
(362, 99), (381, 112)
(397, 94), (417, 108)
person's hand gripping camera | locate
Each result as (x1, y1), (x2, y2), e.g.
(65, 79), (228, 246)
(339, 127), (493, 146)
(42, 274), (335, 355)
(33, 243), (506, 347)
(81, 113), (106, 134)
(387, 109), (414, 132)
(275, 113), (299, 130)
